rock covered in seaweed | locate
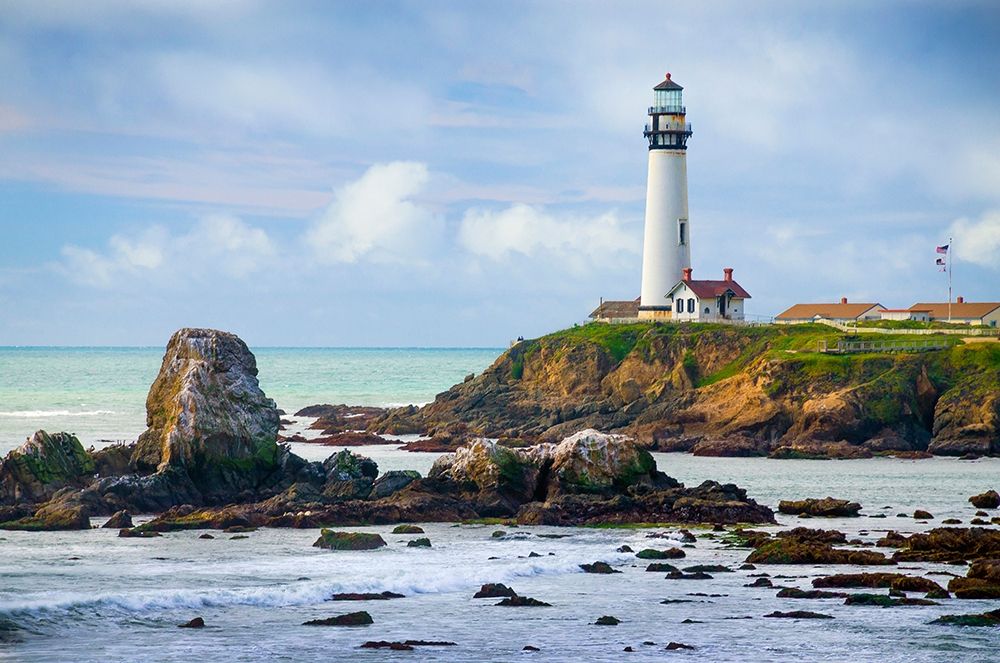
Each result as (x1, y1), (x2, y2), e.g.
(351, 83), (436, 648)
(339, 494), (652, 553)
(0, 431), (95, 505)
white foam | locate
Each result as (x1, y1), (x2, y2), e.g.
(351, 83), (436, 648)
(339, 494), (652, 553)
(0, 410), (115, 418)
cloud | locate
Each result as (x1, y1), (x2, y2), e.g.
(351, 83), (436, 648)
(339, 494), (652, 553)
(950, 211), (1000, 270)
(306, 162), (445, 264)
(59, 214), (273, 287)
(458, 203), (640, 271)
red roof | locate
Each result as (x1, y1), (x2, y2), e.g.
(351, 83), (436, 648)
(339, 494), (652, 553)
(675, 279), (751, 299)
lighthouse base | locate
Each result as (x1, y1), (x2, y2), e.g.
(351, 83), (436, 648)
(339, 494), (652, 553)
(637, 306), (673, 321)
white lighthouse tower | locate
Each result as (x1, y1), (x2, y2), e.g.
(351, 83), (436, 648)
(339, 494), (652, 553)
(638, 73), (693, 320)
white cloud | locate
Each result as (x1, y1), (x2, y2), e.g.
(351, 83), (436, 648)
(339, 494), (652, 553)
(306, 162), (445, 264)
(59, 215), (273, 287)
(458, 203), (640, 270)
(950, 211), (1000, 270)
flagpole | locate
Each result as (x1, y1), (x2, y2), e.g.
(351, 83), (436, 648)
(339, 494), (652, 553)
(948, 236), (953, 323)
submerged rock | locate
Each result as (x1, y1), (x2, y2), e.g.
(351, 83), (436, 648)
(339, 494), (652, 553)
(406, 537), (431, 548)
(776, 588), (847, 599)
(931, 609), (1000, 626)
(636, 548), (685, 560)
(303, 611), (373, 626)
(497, 596), (551, 607)
(178, 617), (205, 628)
(594, 615), (620, 625)
(844, 593), (938, 607)
(746, 539), (893, 565)
(764, 610), (833, 619)
(312, 529), (386, 551)
(330, 591), (404, 601)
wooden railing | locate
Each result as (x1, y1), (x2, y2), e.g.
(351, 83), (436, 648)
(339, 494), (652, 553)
(817, 338), (951, 354)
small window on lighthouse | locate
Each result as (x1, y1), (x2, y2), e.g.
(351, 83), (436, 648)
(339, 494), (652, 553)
(678, 220), (687, 246)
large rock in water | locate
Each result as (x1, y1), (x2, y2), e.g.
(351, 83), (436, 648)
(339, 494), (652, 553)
(0, 431), (95, 505)
(545, 429), (658, 496)
(131, 328), (280, 479)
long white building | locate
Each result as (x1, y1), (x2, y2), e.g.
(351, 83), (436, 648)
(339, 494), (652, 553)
(638, 73), (693, 320)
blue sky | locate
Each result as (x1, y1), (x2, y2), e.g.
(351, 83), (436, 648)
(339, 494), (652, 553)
(1, 1), (998, 346)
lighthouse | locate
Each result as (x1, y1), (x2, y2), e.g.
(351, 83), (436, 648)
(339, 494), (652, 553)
(638, 73), (693, 320)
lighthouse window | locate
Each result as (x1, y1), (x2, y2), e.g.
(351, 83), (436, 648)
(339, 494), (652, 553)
(687, 298), (695, 313)
(678, 220), (687, 245)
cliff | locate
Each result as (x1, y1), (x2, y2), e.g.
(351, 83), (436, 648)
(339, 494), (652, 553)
(377, 322), (1000, 457)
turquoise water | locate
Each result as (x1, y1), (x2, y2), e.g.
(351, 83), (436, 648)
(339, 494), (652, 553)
(0, 347), (502, 453)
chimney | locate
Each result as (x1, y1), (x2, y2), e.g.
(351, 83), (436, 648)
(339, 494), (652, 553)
(841, 297), (848, 305)
(682, 267), (693, 281)
(957, 296), (965, 304)
(723, 267), (733, 282)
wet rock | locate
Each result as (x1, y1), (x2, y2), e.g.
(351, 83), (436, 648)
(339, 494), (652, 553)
(776, 588), (847, 599)
(665, 642), (695, 650)
(330, 591), (404, 601)
(666, 571), (712, 580)
(746, 539), (893, 565)
(303, 611), (373, 626)
(646, 563), (680, 573)
(812, 573), (944, 594)
(496, 596), (550, 607)
(948, 577), (1000, 599)
(473, 583), (517, 599)
(361, 640), (457, 650)
(764, 611), (833, 619)
(844, 593), (938, 607)
(223, 525), (256, 533)
(890, 527), (1000, 562)
(0, 495), (92, 531)
(523, 645), (540, 651)
(913, 509), (934, 520)
(776, 527), (847, 544)
(930, 609), (1000, 626)
(118, 527), (161, 538)
(406, 537), (431, 548)
(683, 564), (733, 573)
(198, 533), (214, 539)
(594, 615), (620, 625)
(580, 562), (620, 574)
(970, 491), (1000, 509)
(308, 432), (395, 447)
(943, 518), (962, 525)
(745, 577), (773, 588)
(321, 450), (378, 500)
(312, 529), (386, 550)
(617, 545), (633, 553)
(102, 510), (133, 529)
(636, 548), (685, 559)
(491, 530), (507, 538)
(178, 617), (205, 628)
(778, 498), (861, 518)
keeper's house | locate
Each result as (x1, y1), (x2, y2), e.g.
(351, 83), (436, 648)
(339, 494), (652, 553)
(665, 267), (751, 322)
(775, 298), (885, 324)
(910, 298), (1000, 327)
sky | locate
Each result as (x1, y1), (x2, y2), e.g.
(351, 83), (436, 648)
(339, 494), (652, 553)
(1, 0), (999, 347)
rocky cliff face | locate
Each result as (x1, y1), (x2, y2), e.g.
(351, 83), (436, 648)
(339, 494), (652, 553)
(132, 328), (280, 473)
(375, 323), (1000, 458)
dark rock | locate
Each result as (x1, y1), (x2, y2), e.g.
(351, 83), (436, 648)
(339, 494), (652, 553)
(594, 615), (620, 625)
(392, 524), (424, 534)
(764, 611), (833, 619)
(778, 498), (861, 518)
(118, 527), (161, 538)
(406, 537), (431, 548)
(178, 617), (205, 628)
(617, 545), (633, 553)
(303, 611), (373, 626)
(523, 646), (540, 651)
(970, 491), (1000, 509)
(931, 609), (1000, 626)
(0, 431), (96, 505)
(330, 591), (404, 601)
(198, 533), (214, 539)
(776, 588), (847, 599)
(371, 471), (421, 500)
(812, 573), (944, 594)
(102, 510), (133, 529)
(580, 561), (620, 574)
(890, 527), (1000, 562)
(312, 529), (386, 550)
(683, 564), (733, 573)
(844, 593), (938, 607)
(496, 596), (550, 607)
(913, 510), (934, 520)
(775, 527), (847, 544)
(636, 547), (685, 559)
(666, 571), (712, 580)
(473, 583), (517, 599)
(745, 577), (773, 587)
(646, 563), (680, 573)
(665, 642), (695, 650)
(746, 539), (893, 565)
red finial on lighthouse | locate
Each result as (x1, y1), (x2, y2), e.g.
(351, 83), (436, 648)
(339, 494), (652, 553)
(665, 72), (671, 80)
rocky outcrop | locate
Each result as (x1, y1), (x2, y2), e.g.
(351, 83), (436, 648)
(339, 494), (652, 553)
(370, 322), (999, 457)
(778, 497), (862, 517)
(131, 328), (280, 479)
(0, 431), (95, 505)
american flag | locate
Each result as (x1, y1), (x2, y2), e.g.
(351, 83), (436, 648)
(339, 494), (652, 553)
(936, 244), (949, 254)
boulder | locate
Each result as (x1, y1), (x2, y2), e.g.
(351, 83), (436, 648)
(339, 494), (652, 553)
(0, 431), (95, 505)
(130, 328), (281, 487)
(580, 562), (620, 574)
(777, 497), (862, 517)
(594, 615), (620, 625)
(322, 451), (378, 500)
(843, 593), (938, 607)
(473, 583), (517, 599)
(178, 617), (205, 628)
(330, 591), (404, 601)
(546, 429), (659, 496)
(764, 611), (833, 619)
(102, 510), (133, 529)
(429, 439), (548, 504)
(312, 529), (386, 550)
(391, 524), (424, 534)
(931, 609), (1000, 626)
(890, 527), (1000, 562)
(496, 596), (550, 607)
(635, 548), (685, 560)
(776, 588), (847, 599)
(970, 491), (1000, 509)
(371, 470), (421, 500)
(0, 496), (91, 531)
(913, 509), (934, 520)
(746, 539), (893, 565)
(406, 537), (431, 548)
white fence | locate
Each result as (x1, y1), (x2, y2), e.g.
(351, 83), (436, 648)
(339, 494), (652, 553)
(814, 318), (1000, 337)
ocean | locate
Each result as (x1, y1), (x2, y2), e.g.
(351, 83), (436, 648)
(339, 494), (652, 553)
(2, 347), (1000, 661)
(0, 347), (502, 454)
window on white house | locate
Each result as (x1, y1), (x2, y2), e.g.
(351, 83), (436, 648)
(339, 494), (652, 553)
(687, 298), (695, 313)
(704, 307), (710, 314)
(678, 219), (687, 245)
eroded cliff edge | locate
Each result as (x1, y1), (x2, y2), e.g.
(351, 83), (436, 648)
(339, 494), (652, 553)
(374, 323), (1000, 458)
